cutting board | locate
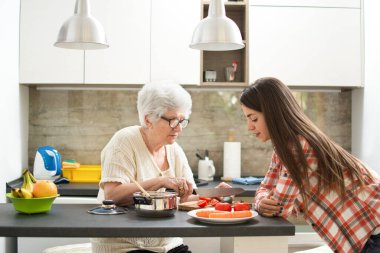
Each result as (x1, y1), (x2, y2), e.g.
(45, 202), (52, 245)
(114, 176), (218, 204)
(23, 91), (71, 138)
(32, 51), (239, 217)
(178, 201), (203, 211)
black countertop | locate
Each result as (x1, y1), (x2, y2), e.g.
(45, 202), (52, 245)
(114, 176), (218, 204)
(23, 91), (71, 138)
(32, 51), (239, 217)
(7, 178), (259, 198)
(0, 204), (294, 238)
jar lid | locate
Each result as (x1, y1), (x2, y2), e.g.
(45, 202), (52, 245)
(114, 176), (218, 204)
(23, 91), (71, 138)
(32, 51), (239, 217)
(87, 200), (128, 215)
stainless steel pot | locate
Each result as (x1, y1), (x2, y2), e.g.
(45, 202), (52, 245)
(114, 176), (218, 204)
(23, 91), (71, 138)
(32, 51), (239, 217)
(133, 191), (178, 218)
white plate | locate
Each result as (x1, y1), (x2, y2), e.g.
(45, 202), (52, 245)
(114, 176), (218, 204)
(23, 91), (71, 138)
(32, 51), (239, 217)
(187, 208), (258, 224)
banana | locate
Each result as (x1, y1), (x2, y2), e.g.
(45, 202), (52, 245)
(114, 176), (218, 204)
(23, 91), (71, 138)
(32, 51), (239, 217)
(23, 169), (37, 183)
(10, 170), (37, 199)
(11, 188), (21, 198)
(22, 169), (34, 193)
(17, 188), (24, 198)
(28, 171), (37, 183)
(20, 188), (33, 199)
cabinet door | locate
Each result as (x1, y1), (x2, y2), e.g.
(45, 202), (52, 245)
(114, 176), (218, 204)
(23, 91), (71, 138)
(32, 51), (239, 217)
(250, 0), (360, 8)
(20, 0), (84, 84)
(85, 0), (151, 84)
(151, 0), (200, 85)
(249, 6), (362, 87)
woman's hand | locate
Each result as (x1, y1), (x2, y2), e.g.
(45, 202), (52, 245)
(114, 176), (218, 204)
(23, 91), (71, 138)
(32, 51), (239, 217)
(175, 177), (193, 199)
(257, 192), (282, 217)
(216, 182), (232, 189)
(214, 182), (234, 202)
(162, 177), (193, 199)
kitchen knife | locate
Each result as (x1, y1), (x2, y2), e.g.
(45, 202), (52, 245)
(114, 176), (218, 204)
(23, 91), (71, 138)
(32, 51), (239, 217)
(194, 187), (245, 198)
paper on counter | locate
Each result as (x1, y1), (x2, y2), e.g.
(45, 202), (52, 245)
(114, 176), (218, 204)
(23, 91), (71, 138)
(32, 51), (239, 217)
(223, 142), (241, 179)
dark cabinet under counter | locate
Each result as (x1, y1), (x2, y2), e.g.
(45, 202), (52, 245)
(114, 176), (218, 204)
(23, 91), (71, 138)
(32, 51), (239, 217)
(7, 178), (259, 198)
(54, 180), (258, 198)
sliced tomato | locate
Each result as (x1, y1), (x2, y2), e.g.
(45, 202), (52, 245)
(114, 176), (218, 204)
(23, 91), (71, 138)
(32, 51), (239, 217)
(197, 199), (208, 208)
(233, 202), (251, 211)
(210, 198), (220, 207)
(215, 202), (232, 212)
(199, 197), (212, 203)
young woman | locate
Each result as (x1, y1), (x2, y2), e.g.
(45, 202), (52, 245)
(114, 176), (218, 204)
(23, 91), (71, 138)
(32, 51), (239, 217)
(240, 77), (380, 253)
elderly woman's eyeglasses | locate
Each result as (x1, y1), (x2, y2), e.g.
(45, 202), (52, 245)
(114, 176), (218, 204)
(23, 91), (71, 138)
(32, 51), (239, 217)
(160, 116), (190, 129)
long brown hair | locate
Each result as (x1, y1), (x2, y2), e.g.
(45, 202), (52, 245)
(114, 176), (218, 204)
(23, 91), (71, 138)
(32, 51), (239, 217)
(240, 77), (368, 201)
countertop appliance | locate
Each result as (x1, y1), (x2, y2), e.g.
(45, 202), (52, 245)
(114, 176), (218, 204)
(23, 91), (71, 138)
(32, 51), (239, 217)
(33, 146), (62, 180)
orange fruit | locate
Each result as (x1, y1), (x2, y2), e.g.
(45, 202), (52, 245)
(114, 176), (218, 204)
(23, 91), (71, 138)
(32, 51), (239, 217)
(32, 180), (58, 198)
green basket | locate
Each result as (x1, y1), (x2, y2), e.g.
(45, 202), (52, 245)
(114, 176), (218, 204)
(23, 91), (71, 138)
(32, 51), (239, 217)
(6, 193), (58, 214)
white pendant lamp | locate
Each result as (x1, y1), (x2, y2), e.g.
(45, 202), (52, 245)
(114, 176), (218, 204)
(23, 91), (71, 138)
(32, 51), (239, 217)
(190, 0), (244, 51)
(54, 0), (108, 50)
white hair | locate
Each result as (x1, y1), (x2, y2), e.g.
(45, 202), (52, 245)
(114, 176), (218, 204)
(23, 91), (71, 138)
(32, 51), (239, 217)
(137, 80), (192, 127)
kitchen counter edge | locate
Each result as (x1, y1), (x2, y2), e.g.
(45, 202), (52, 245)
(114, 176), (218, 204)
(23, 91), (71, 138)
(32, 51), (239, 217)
(7, 178), (259, 198)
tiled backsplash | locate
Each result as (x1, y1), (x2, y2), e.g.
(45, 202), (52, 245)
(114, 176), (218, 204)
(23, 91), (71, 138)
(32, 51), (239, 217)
(29, 88), (351, 177)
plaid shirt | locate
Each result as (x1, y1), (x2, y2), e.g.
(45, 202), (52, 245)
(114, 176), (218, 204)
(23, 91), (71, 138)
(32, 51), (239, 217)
(254, 136), (380, 253)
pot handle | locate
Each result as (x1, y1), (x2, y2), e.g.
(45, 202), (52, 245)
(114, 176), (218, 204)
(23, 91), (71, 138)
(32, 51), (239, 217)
(133, 196), (152, 205)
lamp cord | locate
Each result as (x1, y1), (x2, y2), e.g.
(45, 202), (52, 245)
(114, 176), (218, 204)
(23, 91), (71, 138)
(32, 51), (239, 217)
(83, 50), (86, 84)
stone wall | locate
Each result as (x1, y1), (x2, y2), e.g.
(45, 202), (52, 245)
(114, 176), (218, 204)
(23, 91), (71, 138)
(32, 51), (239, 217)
(28, 88), (351, 177)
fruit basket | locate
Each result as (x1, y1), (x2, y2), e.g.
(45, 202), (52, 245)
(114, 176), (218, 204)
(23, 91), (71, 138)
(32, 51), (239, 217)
(6, 193), (58, 214)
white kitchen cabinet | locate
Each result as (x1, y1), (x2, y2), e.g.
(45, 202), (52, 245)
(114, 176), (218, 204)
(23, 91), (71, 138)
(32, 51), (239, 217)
(151, 0), (200, 85)
(250, 0), (360, 8)
(20, 0), (200, 85)
(19, 0), (84, 84)
(85, 0), (151, 84)
(249, 5), (362, 87)
(18, 197), (96, 253)
(20, 0), (150, 85)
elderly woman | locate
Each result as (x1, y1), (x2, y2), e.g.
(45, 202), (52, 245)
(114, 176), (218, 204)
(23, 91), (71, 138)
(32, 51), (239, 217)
(91, 80), (198, 253)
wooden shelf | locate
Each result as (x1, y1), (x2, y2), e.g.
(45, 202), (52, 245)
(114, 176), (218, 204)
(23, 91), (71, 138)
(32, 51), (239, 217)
(200, 0), (249, 86)
(203, 0), (247, 6)
(201, 81), (247, 87)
